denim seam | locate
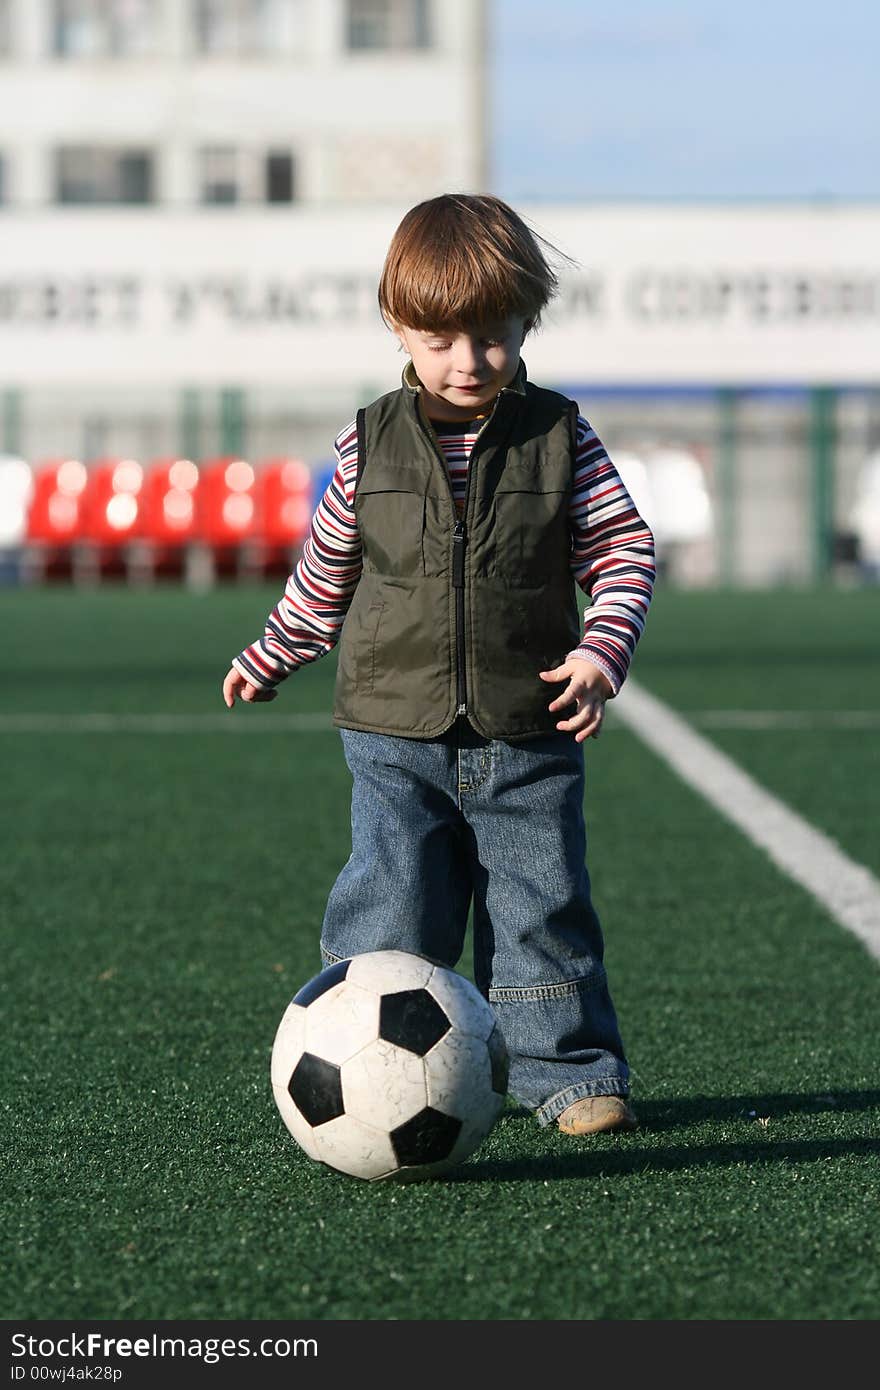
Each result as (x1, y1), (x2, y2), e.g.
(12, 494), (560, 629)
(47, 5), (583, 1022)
(457, 746), (492, 799)
(320, 945), (344, 965)
(488, 968), (606, 1003)
(535, 1078), (630, 1127)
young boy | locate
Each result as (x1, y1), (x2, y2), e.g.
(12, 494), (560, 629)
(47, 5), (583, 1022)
(222, 194), (655, 1136)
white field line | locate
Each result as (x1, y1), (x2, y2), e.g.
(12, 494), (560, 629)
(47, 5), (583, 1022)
(0, 710), (878, 734)
(612, 681), (880, 963)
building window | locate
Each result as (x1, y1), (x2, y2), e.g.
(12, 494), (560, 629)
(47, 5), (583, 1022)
(347, 0), (431, 50)
(194, 0), (305, 55)
(265, 150), (294, 202)
(53, 1), (158, 58)
(199, 147), (295, 204)
(55, 147), (154, 203)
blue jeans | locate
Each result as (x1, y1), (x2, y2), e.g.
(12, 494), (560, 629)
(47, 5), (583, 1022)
(320, 717), (629, 1125)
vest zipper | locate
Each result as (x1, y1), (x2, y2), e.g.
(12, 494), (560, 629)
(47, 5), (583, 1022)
(453, 409), (498, 717)
(452, 520), (467, 713)
(415, 399), (502, 722)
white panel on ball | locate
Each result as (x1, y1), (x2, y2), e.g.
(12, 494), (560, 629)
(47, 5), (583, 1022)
(312, 1114), (398, 1182)
(424, 1030), (494, 1114)
(427, 966), (495, 1039)
(346, 950), (435, 994)
(269, 1002), (307, 1091)
(303, 981), (380, 1065)
(341, 1038), (427, 1132)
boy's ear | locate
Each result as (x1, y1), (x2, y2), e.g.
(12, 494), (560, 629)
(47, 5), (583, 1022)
(390, 321), (411, 354)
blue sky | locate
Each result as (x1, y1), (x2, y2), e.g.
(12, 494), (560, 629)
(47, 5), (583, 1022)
(490, 0), (879, 200)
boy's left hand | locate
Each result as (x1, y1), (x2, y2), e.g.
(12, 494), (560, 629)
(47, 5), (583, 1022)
(539, 659), (614, 742)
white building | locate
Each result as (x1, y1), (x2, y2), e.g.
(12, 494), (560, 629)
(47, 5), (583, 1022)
(0, 0), (487, 207)
(0, 0), (488, 477)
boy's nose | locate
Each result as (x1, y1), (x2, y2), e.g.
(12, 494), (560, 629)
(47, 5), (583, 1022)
(452, 338), (484, 375)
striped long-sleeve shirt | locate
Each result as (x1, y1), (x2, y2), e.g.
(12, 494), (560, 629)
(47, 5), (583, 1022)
(233, 413), (655, 696)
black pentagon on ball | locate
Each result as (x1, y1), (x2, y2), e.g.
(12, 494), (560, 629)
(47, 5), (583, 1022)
(391, 1107), (462, 1166)
(379, 989), (451, 1056)
(288, 1053), (344, 1127)
(487, 1024), (510, 1096)
(292, 958), (350, 1008)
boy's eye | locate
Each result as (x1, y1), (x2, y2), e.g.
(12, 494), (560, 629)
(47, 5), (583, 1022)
(425, 338), (501, 352)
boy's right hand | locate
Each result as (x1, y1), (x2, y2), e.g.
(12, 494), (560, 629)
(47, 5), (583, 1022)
(222, 667), (278, 707)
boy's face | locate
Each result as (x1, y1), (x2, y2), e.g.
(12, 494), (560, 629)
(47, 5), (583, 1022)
(395, 316), (530, 421)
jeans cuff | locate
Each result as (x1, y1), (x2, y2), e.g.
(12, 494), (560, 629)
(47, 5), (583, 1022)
(534, 1078), (630, 1127)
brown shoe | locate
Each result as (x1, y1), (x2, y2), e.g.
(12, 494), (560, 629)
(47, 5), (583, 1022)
(557, 1096), (638, 1136)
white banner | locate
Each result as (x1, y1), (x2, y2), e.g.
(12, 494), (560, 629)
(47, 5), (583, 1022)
(1, 204), (879, 387)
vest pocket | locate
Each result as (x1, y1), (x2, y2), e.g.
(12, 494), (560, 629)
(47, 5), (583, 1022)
(336, 584), (386, 698)
(492, 485), (571, 587)
(356, 488), (427, 577)
(362, 599), (386, 695)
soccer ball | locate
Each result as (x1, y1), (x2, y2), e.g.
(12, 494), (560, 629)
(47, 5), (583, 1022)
(270, 950), (509, 1181)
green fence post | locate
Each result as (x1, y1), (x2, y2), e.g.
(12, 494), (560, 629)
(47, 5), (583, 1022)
(717, 387), (738, 586)
(810, 386), (837, 582)
(220, 388), (246, 457)
(180, 388), (201, 462)
(2, 389), (22, 456)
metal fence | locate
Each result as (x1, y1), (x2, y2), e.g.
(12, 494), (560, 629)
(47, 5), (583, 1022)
(3, 382), (880, 587)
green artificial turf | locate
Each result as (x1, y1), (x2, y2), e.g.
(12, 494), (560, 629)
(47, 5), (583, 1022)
(628, 582), (880, 712)
(616, 582), (880, 874)
(2, 583), (879, 1320)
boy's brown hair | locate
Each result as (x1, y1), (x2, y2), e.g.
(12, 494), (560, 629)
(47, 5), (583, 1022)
(378, 193), (565, 334)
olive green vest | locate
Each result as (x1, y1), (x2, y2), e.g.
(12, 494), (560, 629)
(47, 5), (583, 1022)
(332, 361), (581, 741)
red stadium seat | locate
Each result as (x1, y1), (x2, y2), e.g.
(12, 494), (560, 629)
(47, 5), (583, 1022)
(82, 457), (144, 544)
(196, 455), (259, 579)
(80, 457), (145, 579)
(251, 456), (313, 577)
(25, 458), (90, 580)
(139, 457), (200, 543)
(136, 457), (201, 579)
(26, 458), (88, 543)
(197, 456), (257, 545)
